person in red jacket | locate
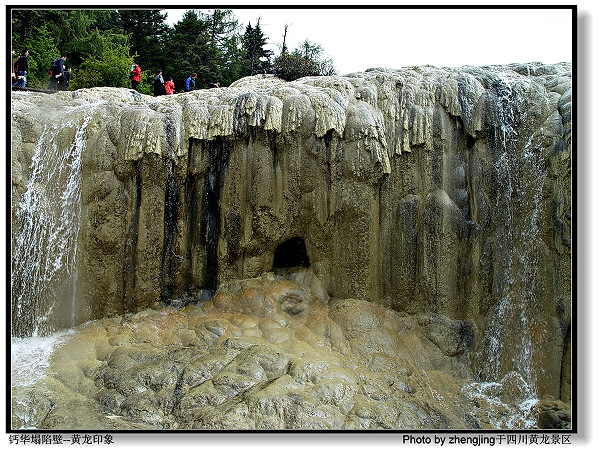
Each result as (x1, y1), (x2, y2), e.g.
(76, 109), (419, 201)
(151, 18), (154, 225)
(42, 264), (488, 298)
(165, 77), (175, 95)
(130, 62), (141, 91)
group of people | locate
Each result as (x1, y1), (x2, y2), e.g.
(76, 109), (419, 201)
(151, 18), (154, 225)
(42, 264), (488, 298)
(12, 49), (71, 91)
(130, 63), (218, 96)
(150, 68), (176, 96)
(12, 51), (216, 95)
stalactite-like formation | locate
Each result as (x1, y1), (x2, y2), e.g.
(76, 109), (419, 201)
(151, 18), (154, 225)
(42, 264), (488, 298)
(11, 63), (572, 400)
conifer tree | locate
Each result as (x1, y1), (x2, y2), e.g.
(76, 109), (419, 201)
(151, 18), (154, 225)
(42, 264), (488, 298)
(242, 19), (273, 76)
(115, 9), (169, 73)
(273, 39), (336, 81)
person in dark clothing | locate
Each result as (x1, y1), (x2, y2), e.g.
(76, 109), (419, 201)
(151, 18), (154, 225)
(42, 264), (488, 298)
(60, 67), (71, 90)
(130, 62), (141, 91)
(13, 49), (29, 88)
(185, 73), (197, 92)
(48, 55), (67, 90)
(153, 69), (166, 96)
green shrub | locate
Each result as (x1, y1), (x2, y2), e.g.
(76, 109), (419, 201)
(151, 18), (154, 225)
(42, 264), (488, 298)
(136, 69), (155, 96)
(69, 43), (133, 90)
(273, 53), (320, 81)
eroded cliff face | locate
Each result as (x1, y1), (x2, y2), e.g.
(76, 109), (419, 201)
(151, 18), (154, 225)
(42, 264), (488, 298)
(11, 63), (571, 402)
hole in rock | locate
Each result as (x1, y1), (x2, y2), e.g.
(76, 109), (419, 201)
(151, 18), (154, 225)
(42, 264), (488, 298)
(272, 237), (310, 269)
(466, 134), (476, 148)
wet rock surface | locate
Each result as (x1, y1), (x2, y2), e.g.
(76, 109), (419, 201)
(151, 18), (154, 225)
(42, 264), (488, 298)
(11, 270), (571, 430)
(11, 64), (572, 413)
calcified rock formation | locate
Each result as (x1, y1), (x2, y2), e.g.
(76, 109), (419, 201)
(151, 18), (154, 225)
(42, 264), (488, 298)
(11, 63), (571, 427)
(11, 270), (569, 430)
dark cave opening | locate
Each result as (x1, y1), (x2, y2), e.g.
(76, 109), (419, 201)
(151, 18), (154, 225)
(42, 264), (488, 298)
(272, 237), (311, 269)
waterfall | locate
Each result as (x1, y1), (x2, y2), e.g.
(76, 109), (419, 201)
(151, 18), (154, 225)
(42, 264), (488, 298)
(11, 105), (96, 337)
(466, 73), (548, 427)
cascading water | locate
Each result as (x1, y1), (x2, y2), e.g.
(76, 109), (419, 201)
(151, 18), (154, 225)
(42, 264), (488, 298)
(465, 72), (548, 428)
(11, 104), (97, 337)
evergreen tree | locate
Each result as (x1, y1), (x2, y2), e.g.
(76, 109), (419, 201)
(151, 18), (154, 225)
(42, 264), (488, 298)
(241, 19), (273, 76)
(55, 10), (120, 67)
(273, 39), (336, 81)
(11, 10), (68, 48)
(164, 10), (211, 91)
(220, 33), (245, 86)
(203, 9), (239, 87)
(165, 9), (241, 90)
(115, 9), (169, 73)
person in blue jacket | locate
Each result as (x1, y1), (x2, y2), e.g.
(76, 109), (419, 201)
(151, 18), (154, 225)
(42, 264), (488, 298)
(185, 73), (197, 92)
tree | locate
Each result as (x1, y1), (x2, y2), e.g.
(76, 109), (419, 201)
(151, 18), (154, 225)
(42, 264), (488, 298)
(241, 19), (273, 76)
(281, 24), (289, 55)
(163, 10), (210, 91)
(219, 33), (245, 86)
(202, 9), (240, 87)
(273, 39), (337, 81)
(17, 23), (59, 89)
(11, 10), (68, 49)
(68, 36), (134, 90)
(164, 9), (241, 90)
(115, 9), (169, 72)
(54, 10), (120, 67)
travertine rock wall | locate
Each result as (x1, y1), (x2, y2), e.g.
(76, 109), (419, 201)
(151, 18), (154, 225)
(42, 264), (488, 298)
(11, 63), (571, 398)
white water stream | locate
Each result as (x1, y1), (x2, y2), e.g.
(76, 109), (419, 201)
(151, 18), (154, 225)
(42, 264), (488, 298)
(11, 330), (74, 388)
(12, 105), (96, 337)
(468, 72), (548, 428)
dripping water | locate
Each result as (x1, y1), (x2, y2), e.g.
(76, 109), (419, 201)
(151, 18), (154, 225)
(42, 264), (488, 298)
(468, 72), (547, 427)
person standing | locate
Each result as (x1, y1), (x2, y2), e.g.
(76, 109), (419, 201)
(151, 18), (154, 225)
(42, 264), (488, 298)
(13, 49), (29, 88)
(130, 61), (141, 91)
(185, 73), (197, 92)
(11, 50), (16, 85)
(165, 77), (175, 95)
(48, 54), (67, 90)
(61, 67), (71, 90)
(153, 69), (166, 96)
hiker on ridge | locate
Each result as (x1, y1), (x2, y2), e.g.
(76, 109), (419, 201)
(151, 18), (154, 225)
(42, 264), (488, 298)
(130, 61), (141, 91)
(153, 69), (166, 96)
(165, 77), (175, 95)
(13, 49), (29, 88)
(48, 55), (67, 90)
(185, 73), (197, 92)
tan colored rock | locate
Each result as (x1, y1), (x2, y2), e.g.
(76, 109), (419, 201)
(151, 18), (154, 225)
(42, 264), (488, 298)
(11, 64), (571, 402)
